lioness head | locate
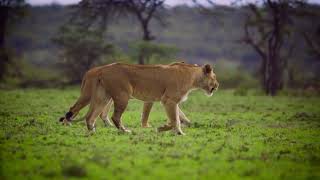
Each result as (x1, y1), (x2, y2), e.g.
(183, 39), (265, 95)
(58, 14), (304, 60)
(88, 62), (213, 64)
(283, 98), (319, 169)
(198, 64), (219, 96)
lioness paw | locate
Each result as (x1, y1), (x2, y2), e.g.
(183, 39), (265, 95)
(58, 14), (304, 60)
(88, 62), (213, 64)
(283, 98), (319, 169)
(121, 128), (132, 133)
(86, 129), (96, 136)
(181, 120), (191, 127)
(141, 123), (152, 128)
(176, 131), (186, 136)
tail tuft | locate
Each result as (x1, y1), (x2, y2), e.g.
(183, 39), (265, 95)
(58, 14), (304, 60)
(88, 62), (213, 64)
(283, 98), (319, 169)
(65, 111), (74, 121)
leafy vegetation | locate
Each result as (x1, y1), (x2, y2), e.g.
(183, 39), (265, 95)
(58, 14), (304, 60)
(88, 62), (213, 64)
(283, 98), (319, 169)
(4, 4), (320, 90)
(129, 41), (178, 64)
(53, 24), (115, 83)
(1, 88), (319, 179)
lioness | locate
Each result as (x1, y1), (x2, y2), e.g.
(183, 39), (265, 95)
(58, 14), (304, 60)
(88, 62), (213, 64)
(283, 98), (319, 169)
(60, 62), (219, 135)
(59, 62), (194, 128)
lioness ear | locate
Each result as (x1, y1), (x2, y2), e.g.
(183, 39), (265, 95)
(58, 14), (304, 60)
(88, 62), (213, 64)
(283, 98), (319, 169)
(203, 64), (212, 75)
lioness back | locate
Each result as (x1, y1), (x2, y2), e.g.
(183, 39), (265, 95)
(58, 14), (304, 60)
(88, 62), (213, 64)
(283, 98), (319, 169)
(96, 63), (201, 102)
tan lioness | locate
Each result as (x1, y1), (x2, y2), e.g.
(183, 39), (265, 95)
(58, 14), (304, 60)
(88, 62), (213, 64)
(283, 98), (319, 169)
(59, 62), (193, 128)
(60, 62), (219, 135)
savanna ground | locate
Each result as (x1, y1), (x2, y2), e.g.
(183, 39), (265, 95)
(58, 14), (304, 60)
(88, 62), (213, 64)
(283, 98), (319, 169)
(0, 88), (320, 179)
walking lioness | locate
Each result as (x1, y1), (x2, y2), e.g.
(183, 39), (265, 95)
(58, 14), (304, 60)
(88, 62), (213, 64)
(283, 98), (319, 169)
(60, 62), (219, 135)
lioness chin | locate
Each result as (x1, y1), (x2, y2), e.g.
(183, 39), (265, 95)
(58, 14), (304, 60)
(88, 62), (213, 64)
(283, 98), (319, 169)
(60, 62), (219, 135)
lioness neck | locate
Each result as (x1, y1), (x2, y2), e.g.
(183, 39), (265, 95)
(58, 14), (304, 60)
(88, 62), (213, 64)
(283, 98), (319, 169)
(191, 68), (205, 89)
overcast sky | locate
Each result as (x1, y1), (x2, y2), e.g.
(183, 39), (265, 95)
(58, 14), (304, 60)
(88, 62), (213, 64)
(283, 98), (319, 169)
(26, 0), (320, 6)
(26, 0), (235, 6)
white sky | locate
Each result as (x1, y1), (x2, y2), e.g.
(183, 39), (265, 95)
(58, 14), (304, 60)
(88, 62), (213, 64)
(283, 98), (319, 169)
(26, 0), (229, 5)
(26, 0), (320, 6)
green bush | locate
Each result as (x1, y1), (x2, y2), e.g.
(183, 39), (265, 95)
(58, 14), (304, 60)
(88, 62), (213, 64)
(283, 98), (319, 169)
(1, 59), (64, 89)
(213, 59), (259, 89)
(129, 41), (178, 64)
(278, 88), (320, 97)
(233, 86), (248, 96)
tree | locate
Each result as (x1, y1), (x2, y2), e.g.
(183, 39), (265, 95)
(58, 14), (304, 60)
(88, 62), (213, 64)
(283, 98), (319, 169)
(75, 0), (166, 64)
(126, 0), (166, 64)
(303, 23), (320, 59)
(54, 25), (114, 83)
(241, 0), (305, 95)
(129, 41), (178, 64)
(0, 0), (26, 80)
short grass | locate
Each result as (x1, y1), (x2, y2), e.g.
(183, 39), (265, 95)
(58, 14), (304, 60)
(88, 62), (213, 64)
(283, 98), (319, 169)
(0, 88), (320, 179)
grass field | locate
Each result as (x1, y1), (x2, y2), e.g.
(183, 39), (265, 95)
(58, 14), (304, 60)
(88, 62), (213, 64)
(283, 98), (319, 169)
(0, 88), (320, 179)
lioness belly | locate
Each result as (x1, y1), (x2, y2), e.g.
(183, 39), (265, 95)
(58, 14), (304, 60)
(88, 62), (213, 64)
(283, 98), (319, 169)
(131, 84), (164, 102)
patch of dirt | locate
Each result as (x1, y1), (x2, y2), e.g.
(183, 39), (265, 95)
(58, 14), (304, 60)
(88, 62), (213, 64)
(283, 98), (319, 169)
(289, 112), (319, 122)
(226, 119), (240, 128)
(62, 165), (87, 177)
(22, 119), (44, 127)
(266, 123), (290, 129)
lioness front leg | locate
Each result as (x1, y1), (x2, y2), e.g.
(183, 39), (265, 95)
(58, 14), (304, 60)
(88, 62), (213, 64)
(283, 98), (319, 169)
(141, 102), (153, 128)
(111, 96), (131, 133)
(159, 98), (185, 135)
(99, 99), (113, 126)
(141, 103), (190, 128)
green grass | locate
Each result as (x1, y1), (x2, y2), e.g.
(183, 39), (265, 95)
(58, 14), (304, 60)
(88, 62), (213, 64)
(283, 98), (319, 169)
(1, 88), (320, 179)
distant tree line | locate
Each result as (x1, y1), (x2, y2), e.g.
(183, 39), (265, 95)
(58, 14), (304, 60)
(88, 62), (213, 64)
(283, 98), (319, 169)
(240, 0), (313, 95)
(2, 0), (320, 95)
(0, 0), (27, 80)
(198, 0), (320, 95)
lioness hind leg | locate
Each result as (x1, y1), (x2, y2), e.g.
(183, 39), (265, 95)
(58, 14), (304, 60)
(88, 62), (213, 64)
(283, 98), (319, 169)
(111, 95), (130, 133)
(85, 85), (110, 131)
(141, 102), (153, 128)
(86, 103), (106, 131)
(99, 99), (113, 127)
